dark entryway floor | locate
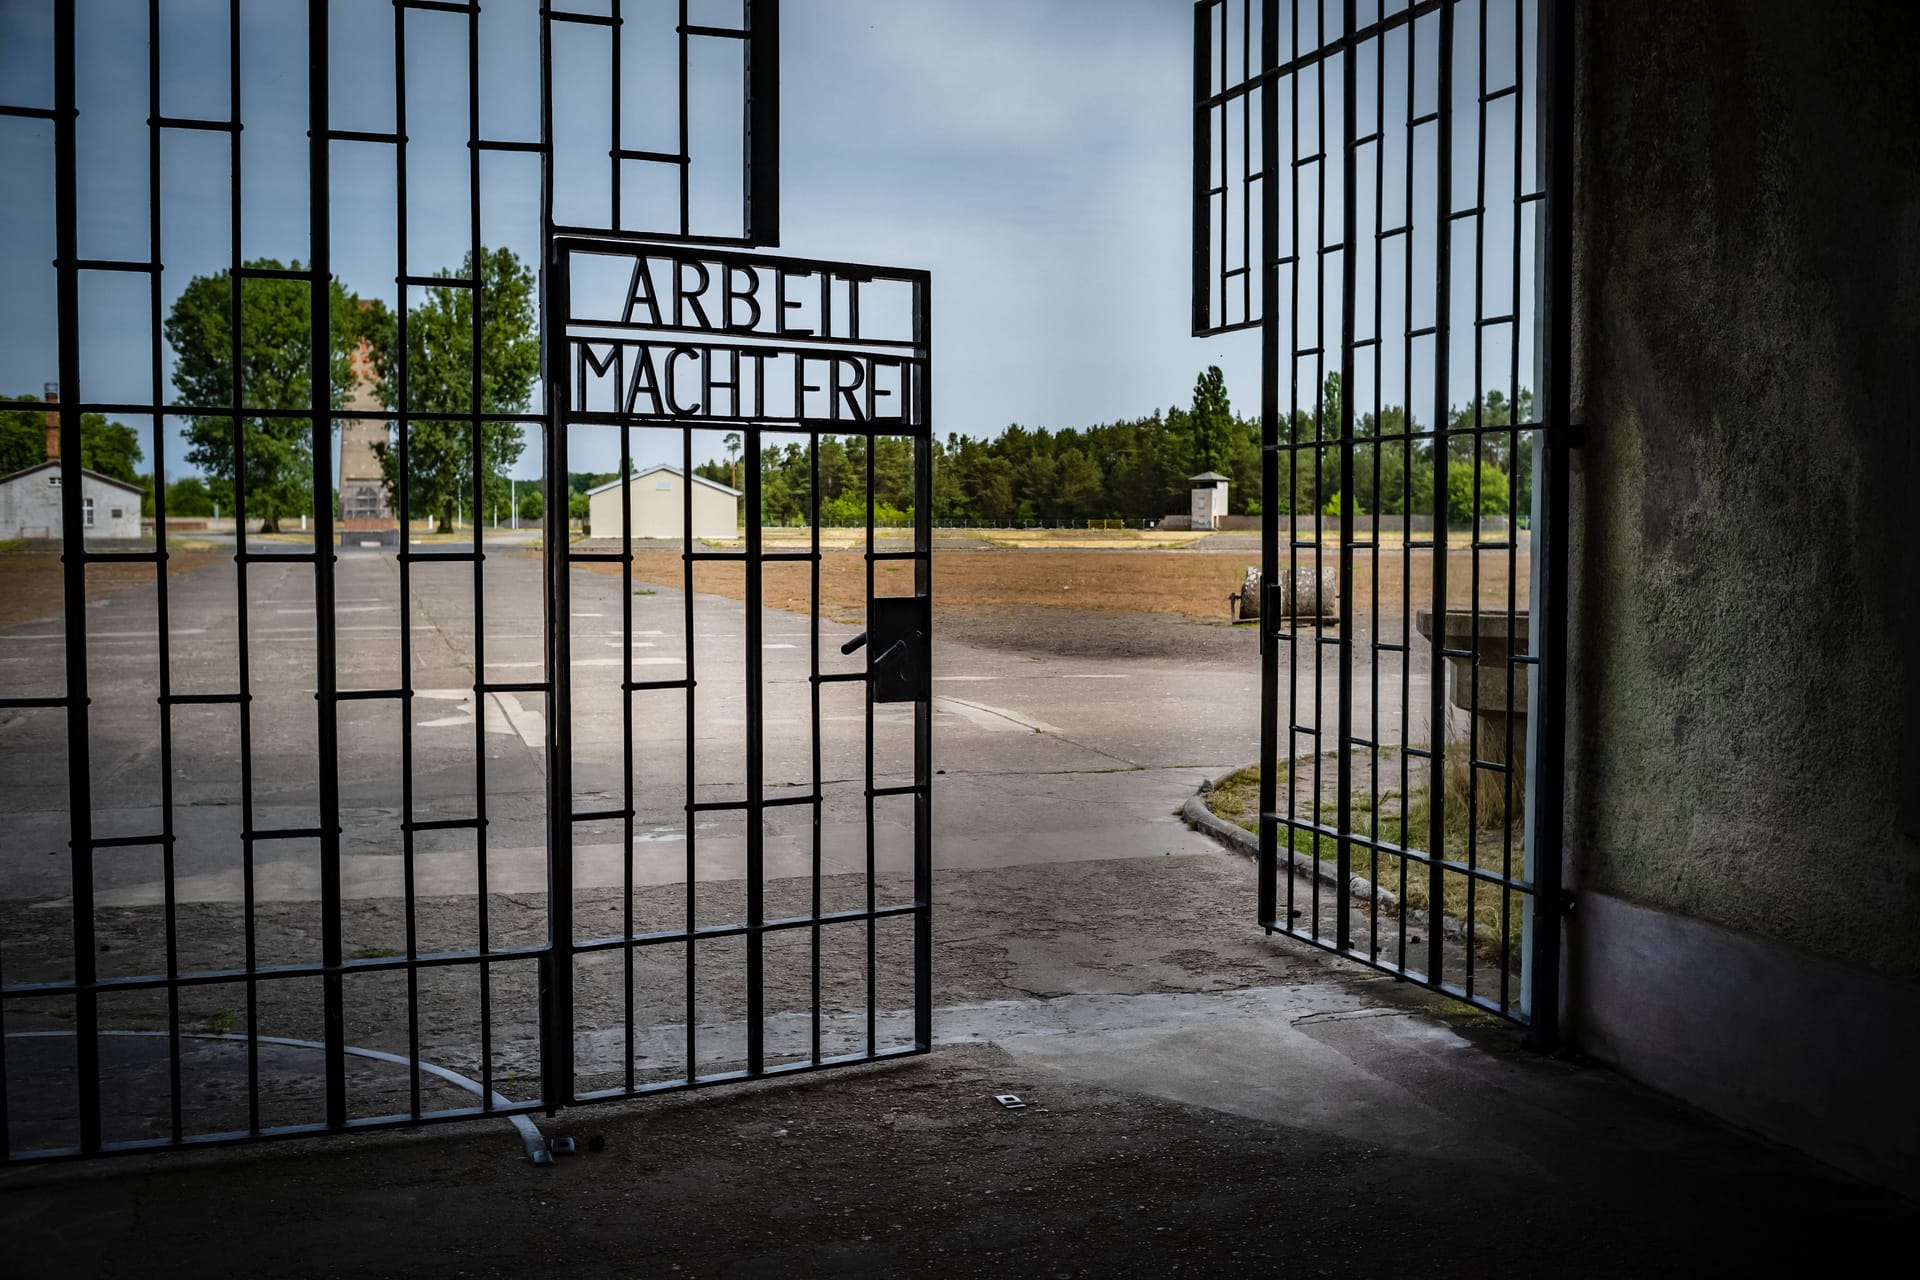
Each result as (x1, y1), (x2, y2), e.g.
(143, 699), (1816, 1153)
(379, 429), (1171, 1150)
(4, 853), (1914, 1279)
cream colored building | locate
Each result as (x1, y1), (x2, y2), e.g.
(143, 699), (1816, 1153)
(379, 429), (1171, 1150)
(586, 464), (741, 541)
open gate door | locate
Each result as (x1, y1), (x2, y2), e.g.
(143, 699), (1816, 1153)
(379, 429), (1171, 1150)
(1192, 0), (1570, 1035)
(545, 240), (934, 1104)
(0, 0), (933, 1166)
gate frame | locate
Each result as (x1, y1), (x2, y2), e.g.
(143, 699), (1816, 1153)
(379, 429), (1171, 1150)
(540, 235), (936, 1111)
(1191, 0), (1573, 1044)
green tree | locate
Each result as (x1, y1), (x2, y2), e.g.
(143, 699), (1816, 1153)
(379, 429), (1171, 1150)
(164, 260), (378, 532)
(1, 397), (144, 482)
(163, 475), (217, 517)
(723, 431), (743, 490)
(0, 399), (39, 473)
(1446, 460), (1511, 525)
(79, 417), (143, 484)
(366, 246), (539, 531)
(1190, 365), (1231, 475)
(518, 487), (544, 521)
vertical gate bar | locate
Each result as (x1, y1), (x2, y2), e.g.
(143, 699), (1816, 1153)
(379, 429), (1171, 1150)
(610, 0), (622, 232)
(52, 0), (100, 1155)
(745, 426), (766, 1076)
(310, 0), (349, 1133)
(1399, 8), (1418, 973)
(1192, 3), (1211, 335)
(1427, 0), (1455, 984)
(620, 418), (635, 1091)
(1369, 2), (1386, 962)
(541, 239), (576, 1109)
(1310, 0), (1326, 943)
(913, 287), (934, 1052)
(1499, 0), (1528, 1013)
(745, 0), (780, 246)
(1284, 0), (1302, 935)
(226, 0), (265, 1135)
(1218, 4), (1227, 327)
(1335, 0), (1357, 955)
(1527, 0), (1573, 1048)
(1463, 0), (1490, 1003)
(150, 0), (183, 1142)
(809, 433), (822, 1063)
(863, 437), (877, 1057)
(677, 0), (691, 238)
(681, 423), (697, 1078)
(1257, 0), (1279, 933)
(394, 0), (422, 1123)
(1241, 0), (1252, 323)
(465, 2), (495, 1106)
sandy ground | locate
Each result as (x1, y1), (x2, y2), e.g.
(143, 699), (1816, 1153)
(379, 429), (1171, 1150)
(0, 550), (227, 629)
(1, 530), (1527, 632)
(581, 544), (1529, 625)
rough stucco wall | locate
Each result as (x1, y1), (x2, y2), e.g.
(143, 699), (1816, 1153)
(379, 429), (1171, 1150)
(1569, 1), (1920, 977)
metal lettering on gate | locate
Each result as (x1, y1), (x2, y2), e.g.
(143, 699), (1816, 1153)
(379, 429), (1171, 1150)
(0, 0), (933, 1165)
(1192, 0), (1570, 1036)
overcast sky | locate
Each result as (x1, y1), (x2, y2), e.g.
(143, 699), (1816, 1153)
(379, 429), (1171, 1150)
(0, 0), (1536, 483)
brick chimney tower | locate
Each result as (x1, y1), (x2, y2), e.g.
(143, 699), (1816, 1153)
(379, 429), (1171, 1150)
(42, 383), (58, 462)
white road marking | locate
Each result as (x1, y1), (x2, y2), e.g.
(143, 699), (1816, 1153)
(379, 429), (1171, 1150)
(1062, 674), (1128, 679)
(934, 697), (1062, 735)
(571, 612), (604, 617)
(414, 689), (544, 748)
(763, 643), (796, 649)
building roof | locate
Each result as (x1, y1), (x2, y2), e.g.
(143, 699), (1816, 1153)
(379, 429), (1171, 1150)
(586, 463), (743, 499)
(1191, 471), (1231, 482)
(0, 459), (145, 495)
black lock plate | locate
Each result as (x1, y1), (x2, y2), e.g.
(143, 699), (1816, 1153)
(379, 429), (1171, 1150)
(868, 594), (930, 704)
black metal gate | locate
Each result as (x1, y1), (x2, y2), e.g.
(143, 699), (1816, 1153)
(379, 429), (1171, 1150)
(1192, 0), (1569, 1035)
(0, 0), (933, 1164)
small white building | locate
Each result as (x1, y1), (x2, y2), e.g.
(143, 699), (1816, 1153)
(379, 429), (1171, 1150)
(1190, 471), (1230, 530)
(586, 464), (741, 541)
(0, 460), (145, 540)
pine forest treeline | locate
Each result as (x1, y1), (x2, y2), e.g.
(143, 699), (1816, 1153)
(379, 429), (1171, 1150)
(689, 369), (1536, 527)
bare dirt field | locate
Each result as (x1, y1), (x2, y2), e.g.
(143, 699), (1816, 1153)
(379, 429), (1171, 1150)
(584, 543), (1529, 626)
(0, 548), (228, 629)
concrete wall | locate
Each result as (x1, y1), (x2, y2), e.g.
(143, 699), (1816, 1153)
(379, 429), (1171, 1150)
(0, 464), (143, 539)
(1566, 0), (1919, 1191)
(588, 470), (738, 541)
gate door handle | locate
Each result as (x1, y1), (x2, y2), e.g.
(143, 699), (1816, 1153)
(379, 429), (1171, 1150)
(840, 631), (868, 656)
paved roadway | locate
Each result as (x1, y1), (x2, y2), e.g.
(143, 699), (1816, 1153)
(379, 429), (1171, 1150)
(0, 543), (1433, 912)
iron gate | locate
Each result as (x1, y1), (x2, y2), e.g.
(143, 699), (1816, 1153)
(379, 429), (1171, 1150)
(1193, 0), (1569, 1034)
(0, 0), (934, 1164)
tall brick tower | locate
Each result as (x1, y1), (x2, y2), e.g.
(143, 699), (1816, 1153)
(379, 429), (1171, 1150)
(337, 332), (392, 527)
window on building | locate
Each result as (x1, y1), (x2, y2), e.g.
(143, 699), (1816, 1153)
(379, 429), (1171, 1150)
(83, 497), (94, 527)
(111, 507), (124, 520)
(47, 474), (61, 487)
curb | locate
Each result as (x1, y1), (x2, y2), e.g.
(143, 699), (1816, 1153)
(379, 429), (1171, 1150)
(1184, 764), (1473, 947)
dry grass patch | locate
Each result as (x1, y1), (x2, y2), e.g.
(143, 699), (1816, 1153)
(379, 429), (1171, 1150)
(1206, 743), (1527, 961)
